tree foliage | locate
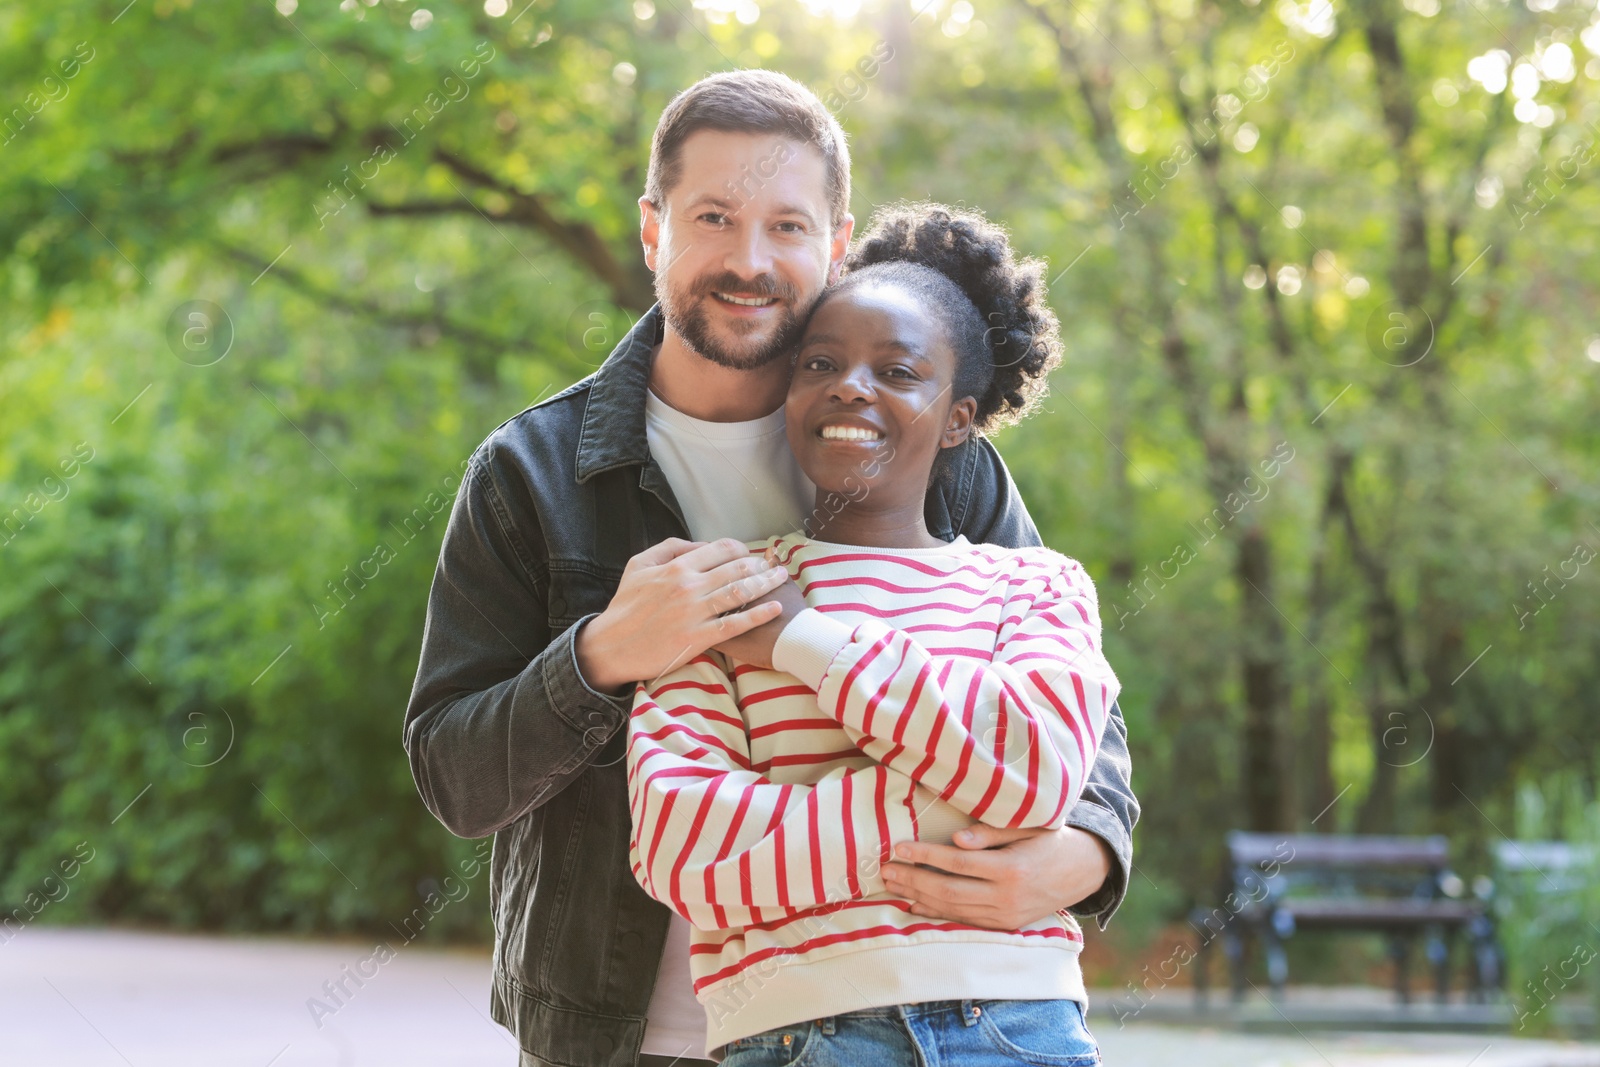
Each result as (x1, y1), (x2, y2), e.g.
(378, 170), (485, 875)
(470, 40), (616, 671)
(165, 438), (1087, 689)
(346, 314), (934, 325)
(2, 0), (1598, 947)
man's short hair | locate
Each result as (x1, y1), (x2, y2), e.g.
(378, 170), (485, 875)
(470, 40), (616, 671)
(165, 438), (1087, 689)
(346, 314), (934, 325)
(644, 69), (851, 230)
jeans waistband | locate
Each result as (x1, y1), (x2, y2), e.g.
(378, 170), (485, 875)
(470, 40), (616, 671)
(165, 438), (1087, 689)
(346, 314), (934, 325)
(814, 999), (989, 1025)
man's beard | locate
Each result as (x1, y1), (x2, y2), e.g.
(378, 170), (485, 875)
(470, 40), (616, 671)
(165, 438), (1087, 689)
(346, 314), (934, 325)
(656, 269), (809, 371)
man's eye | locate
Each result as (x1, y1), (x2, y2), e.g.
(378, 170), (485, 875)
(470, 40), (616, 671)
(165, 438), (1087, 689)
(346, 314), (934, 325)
(885, 366), (916, 379)
(699, 213), (729, 226)
(776, 221), (805, 234)
(802, 356), (833, 371)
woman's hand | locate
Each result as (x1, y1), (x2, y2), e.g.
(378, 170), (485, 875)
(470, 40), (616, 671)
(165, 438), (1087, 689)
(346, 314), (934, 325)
(713, 553), (809, 670)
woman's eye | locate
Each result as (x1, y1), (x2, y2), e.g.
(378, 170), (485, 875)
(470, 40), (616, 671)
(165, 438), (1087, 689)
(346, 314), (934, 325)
(802, 356), (833, 371)
(884, 366), (916, 379)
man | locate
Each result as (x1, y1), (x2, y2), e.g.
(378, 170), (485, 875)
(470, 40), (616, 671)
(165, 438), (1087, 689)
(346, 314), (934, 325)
(403, 69), (1137, 1067)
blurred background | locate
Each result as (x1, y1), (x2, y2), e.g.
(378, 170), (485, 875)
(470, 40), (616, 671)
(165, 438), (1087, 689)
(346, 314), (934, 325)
(3, 0), (1599, 1062)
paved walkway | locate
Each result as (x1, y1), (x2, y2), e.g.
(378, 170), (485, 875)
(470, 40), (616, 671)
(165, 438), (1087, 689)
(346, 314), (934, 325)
(3, 927), (513, 1066)
(5, 928), (1600, 1066)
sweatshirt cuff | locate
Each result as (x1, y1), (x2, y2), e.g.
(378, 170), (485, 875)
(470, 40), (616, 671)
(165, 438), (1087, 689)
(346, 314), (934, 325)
(771, 608), (854, 690)
(911, 784), (976, 846)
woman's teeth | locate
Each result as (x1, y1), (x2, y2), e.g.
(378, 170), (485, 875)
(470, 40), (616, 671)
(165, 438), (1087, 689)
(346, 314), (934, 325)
(714, 293), (778, 307)
(819, 425), (883, 441)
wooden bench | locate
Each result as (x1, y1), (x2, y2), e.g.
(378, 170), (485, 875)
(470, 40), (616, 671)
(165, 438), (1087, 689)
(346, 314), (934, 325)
(1493, 839), (1593, 900)
(1484, 839), (1596, 988)
(1192, 832), (1495, 1005)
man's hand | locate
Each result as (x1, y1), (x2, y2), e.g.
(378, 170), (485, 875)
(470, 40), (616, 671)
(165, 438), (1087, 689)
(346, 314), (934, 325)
(575, 538), (790, 693)
(713, 551), (808, 669)
(879, 824), (1114, 931)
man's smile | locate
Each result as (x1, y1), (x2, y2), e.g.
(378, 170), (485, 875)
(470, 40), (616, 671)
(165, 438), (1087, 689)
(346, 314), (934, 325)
(711, 292), (780, 307)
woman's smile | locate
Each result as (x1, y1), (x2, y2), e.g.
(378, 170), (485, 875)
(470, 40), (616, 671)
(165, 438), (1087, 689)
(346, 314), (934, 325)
(815, 416), (887, 444)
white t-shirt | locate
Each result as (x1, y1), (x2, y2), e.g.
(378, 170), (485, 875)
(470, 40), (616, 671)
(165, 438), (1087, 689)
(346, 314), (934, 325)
(638, 387), (815, 1059)
(643, 388), (815, 543)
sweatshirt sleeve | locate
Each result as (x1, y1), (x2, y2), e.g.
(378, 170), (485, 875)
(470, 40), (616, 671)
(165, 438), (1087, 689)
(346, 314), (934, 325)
(627, 653), (932, 931)
(773, 554), (1118, 830)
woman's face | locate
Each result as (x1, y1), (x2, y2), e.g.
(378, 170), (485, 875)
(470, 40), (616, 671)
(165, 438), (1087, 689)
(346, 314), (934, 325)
(785, 282), (976, 507)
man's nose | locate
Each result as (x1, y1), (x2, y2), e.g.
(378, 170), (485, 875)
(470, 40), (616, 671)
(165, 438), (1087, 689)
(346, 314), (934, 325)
(722, 220), (776, 281)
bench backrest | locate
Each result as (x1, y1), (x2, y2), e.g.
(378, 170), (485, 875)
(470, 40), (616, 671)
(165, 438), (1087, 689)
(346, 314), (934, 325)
(1227, 832), (1455, 903)
(1492, 839), (1592, 874)
(1229, 832), (1450, 870)
(1492, 839), (1595, 899)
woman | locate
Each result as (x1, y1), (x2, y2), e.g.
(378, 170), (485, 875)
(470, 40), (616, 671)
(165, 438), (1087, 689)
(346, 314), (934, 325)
(628, 203), (1118, 1066)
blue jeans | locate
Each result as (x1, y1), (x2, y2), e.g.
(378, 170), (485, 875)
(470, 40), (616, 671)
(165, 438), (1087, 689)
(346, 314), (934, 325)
(718, 999), (1101, 1067)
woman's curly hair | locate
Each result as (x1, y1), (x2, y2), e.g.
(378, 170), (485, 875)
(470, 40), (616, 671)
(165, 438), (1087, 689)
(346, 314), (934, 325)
(828, 202), (1062, 434)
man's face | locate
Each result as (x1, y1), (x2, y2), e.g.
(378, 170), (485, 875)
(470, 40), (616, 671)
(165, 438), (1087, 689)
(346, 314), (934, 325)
(641, 129), (853, 371)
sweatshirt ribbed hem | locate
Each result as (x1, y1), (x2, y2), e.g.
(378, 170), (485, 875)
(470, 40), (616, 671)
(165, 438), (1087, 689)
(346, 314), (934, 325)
(700, 939), (1086, 1056)
(771, 608), (854, 690)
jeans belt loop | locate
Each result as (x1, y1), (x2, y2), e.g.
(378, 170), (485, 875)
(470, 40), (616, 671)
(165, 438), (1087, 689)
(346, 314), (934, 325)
(961, 999), (981, 1026)
(819, 1015), (837, 1036)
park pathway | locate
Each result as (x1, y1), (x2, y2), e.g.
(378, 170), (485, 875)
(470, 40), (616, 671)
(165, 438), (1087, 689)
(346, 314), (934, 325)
(4, 928), (1599, 1067)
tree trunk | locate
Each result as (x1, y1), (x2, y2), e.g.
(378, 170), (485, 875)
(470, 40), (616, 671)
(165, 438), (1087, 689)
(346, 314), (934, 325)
(1237, 523), (1287, 831)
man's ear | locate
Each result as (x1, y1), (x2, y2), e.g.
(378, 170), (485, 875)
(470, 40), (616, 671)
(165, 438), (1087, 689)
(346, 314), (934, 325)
(640, 196), (661, 271)
(940, 396), (977, 449)
(826, 212), (855, 285)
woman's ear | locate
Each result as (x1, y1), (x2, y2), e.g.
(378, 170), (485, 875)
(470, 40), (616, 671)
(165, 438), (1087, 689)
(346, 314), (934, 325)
(940, 396), (977, 449)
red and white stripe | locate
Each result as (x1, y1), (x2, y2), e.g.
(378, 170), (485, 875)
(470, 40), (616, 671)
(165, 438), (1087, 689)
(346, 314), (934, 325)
(626, 534), (1117, 1005)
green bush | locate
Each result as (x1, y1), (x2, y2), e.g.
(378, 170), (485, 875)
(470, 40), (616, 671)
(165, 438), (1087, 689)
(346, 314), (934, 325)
(1496, 782), (1600, 1035)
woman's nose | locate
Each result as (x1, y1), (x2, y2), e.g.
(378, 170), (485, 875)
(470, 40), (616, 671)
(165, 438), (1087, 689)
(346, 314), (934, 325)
(830, 366), (876, 403)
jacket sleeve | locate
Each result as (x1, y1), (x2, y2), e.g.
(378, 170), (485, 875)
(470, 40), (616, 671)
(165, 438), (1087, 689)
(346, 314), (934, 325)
(402, 452), (632, 839)
(774, 558), (1118, 834)
(945, 435), (1140, 928)
(629, 653), (942, 930)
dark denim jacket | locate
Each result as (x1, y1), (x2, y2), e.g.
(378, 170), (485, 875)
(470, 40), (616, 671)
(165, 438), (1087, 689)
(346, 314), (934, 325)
(403, 306), (1138, 1067)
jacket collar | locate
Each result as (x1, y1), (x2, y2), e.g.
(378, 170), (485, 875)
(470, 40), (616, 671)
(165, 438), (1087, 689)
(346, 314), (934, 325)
(574, 304), (666, 484)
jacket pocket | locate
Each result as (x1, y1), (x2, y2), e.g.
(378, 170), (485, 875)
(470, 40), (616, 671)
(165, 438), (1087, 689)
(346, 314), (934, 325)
(545, 562), (621, 632)
(492, 804), (544, 977)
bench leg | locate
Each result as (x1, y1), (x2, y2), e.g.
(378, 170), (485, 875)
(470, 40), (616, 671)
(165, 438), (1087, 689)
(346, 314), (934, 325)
(1389, 935), (1413, 1005)
(1225, 927), (1247, 1004)
(1427, 927), (1452, 1004)
(1467, 916), (1502, 1002)
(1264, 928), (1289, 998)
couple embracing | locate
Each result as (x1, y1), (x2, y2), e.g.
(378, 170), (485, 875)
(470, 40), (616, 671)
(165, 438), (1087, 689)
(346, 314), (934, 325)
(404, 69), (1137, 1067)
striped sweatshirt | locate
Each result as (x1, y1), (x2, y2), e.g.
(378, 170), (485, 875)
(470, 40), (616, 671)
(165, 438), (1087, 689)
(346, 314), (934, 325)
(626, 532), (1119, 1055)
